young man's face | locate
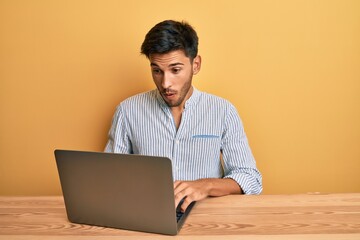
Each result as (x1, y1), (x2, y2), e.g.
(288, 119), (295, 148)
(149, 50), (201, 109)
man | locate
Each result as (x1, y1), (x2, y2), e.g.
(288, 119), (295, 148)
(105, 20), (262, 212)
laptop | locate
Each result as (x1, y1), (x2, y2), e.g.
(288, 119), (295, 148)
(54, 149), (195, 235)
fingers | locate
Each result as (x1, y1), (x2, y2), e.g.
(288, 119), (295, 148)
(173, 180), (208, 212)
(179, 196), (194, 212)
(174, 181), (189, 211)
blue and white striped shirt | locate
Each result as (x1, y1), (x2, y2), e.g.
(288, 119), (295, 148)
(105, 88), (262, 194)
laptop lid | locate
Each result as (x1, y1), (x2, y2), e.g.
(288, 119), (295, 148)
(54, 149), (194, 235)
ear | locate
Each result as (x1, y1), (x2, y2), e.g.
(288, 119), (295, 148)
(192, 55), (202, 75)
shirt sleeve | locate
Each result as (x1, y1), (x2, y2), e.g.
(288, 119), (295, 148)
(221, 103), (262, 194)
(104, 105), (133, 154)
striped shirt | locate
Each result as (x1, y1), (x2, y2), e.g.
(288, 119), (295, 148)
(105, 88), (262, 194)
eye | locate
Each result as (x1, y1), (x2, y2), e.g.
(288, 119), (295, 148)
(152, 68), (162, 75)
(172, 68), (181, 74)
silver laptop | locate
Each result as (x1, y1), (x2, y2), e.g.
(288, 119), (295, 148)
(54, 149), (195, 235)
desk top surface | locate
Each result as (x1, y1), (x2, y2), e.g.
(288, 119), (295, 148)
(0, 193), (359, 240)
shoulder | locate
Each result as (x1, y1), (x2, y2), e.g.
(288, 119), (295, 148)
(199, 92), (245, 132)
(198, 91), (236, 111)
(118, 90), (157, 109)
(111, 90), (158, 118)
(197, 91), (242, 126)
(122, 90), (156, 105)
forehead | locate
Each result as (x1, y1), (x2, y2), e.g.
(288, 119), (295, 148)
(149, 50), (191, 67)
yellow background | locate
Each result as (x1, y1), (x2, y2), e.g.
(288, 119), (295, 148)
(1, 0), (359, 195)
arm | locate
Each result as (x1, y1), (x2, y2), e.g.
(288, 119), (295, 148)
(174, 178), (242, 212)
(220, 103), (262, 195)
(104, 105), (132, 154)
(175, 103), (262, 211)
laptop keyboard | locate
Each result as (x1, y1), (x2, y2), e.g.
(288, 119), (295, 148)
(176, 198), (185, 222)
(176, 210), (184, 222)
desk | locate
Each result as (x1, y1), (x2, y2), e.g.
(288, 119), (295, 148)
(0, 193), (359, 239)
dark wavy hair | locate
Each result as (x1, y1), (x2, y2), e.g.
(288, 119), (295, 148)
(141, 20), (199, 60)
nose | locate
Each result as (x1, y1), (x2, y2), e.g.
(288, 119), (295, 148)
(161, 72), (172, 89)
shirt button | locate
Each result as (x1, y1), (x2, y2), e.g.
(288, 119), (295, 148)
(176, 140), (180, 144)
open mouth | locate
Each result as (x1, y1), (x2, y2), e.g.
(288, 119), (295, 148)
(163, 91), (177, 99)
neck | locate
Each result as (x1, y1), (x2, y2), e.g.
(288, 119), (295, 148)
(170, 86), (193, 129)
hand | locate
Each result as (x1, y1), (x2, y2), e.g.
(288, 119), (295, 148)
(174, 179), (211, 212)
(174, 178), (241, 212)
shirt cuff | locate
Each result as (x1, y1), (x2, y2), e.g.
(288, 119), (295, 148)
(224, 173), (262, 195)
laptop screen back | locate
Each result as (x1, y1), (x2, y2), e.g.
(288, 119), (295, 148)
(55, 150), (179, 235)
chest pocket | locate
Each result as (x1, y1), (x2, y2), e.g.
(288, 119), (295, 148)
(190, 134), (221, 161)
(192, 134), (220, 139)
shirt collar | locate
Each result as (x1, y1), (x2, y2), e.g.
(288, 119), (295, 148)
(184, 87), (201, 109)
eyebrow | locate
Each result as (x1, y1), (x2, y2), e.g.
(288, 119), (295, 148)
(150, 63), (184, 67)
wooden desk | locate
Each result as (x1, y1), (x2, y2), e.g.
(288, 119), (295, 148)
(0, 193), (359, 239)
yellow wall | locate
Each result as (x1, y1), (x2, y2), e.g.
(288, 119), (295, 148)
(1, 0), (359, 195)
